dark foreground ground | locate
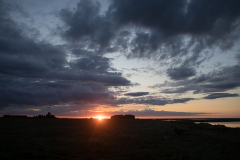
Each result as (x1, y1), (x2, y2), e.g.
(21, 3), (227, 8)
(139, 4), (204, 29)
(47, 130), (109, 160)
(1, 118), (240, 160)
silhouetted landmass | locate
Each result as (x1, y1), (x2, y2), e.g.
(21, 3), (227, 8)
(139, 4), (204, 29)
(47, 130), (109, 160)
(0, 118), (240, 160)
(111, 114), (135, 119)
(33, 112), (56, 118)
(3, 115), (27, 118)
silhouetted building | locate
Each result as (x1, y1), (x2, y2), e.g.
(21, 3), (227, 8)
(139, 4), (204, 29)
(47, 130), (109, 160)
(3, 115), (27, 118)
(111, 114), (135, 119)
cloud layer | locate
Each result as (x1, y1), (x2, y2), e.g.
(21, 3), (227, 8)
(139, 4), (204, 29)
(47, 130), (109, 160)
(0, 1), (131, 109)
(1, 0), (240, 117)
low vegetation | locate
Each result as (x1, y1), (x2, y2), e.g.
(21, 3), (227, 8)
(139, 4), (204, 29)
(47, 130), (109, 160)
(0, 118), (239, 160)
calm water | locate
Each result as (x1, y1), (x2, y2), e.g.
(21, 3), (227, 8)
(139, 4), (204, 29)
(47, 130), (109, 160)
(196, 122), (240, 128)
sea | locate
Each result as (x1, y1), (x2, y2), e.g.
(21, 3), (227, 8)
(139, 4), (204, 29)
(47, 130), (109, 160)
(196, 121), (240, 128)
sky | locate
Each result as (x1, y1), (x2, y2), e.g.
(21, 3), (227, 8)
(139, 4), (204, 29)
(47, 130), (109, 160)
(0, 0), (240, 118)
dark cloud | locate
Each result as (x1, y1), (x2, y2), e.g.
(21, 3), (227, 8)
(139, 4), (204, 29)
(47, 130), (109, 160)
(0, 0), (132, 109)
(116, 97), (194, 106)
(171, 98), (195, 104)
(109, 0), (240, 36)
(0, 6), (66, 67)
(203, 93), (239, 99)
(60, 0), (101, 39)
(107, 0), (240, 67)
(108, 0), (185, 33)
(58, 0), (240, 68)
(118, 30), (131, 37)
(69, 53), (112, 73)
(60, 0), (116, 53)
(157, 65), (240, 94)
(236, 53), (240, 64)
(127, 32), (163, 59)
(0, 55), (49, 74)
(124, 92), (149, 97)
(0, 76), (116, 108)
(201, 81), (240, 93)
(167, 66), (196, 80)
(0, 2), (66, 76)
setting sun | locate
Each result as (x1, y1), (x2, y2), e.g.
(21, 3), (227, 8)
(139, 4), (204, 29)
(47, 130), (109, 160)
(97, 116), (103, 120)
